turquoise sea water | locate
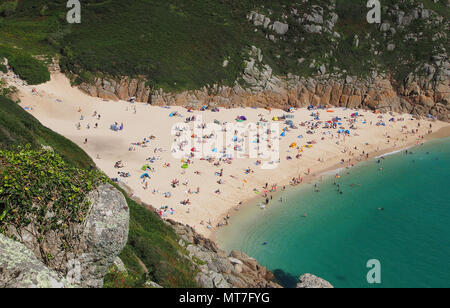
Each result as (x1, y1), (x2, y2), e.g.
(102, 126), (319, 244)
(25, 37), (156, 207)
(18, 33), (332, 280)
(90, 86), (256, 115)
(217, 138), (450, 288)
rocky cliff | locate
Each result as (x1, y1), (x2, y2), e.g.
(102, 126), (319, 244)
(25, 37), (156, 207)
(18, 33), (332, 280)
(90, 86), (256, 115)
(166, 219), (333, 288)
(80, 71), (449, 122)
(75, 0), (449, 122)
(0, 183), (129, 288)
(167, 219), (282, 288)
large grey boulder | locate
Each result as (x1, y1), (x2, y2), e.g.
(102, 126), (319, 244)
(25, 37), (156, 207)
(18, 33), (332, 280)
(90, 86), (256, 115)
(271, 21), (289, 35)
(72, 184), (129, 287)
(296, 274), (333, 288)
(0, 234), (74, 288)
(1, 183), (129, 288)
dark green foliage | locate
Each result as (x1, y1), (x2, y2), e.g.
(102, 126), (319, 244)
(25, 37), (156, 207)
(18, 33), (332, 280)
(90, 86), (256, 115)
(0, 148), (106, 262)
(7, 53), (50, 85)
(1, 0), (448, 90)
(0, 0), (18, 17)
(58, 0), (251, 92)
(0, 64), (6, 73)
(0, 46), (50, 85)
(103, 267), (148, 288)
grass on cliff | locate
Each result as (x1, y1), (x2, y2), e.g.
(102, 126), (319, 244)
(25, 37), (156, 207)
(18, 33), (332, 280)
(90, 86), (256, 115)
(0, 94), (198, 287)
(104, 191), (198, 288)
(1, 0), (448, 90)
(0, 148), (106, 265)
(0, 45), (50, 85)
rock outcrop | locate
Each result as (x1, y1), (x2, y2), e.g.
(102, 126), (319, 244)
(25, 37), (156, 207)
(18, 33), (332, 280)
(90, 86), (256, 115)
(79, 76), (151, 103)
(78, 71), (449, 122)
(0, 183), (129, 288)
(168, 220), (278, 288)
(296, 274), (334, 289)
(166, 220), (334, 288)
(74, 0), (450, 122)
(0, 234), (74, 288)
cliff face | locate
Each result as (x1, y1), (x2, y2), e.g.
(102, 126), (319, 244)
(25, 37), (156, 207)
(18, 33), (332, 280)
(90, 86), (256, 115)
(167, 219), (282, 288)
(0, 183), (129, 288)
(74, 0), (449, 122)
(78, 76), (152, 104)
(0, 234), (74, 288)
(79, 71), (449, 122)
(167, 219), (333, 288)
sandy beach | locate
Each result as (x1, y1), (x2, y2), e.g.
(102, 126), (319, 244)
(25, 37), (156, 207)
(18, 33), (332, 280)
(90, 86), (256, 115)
(10, 73), (450, 239)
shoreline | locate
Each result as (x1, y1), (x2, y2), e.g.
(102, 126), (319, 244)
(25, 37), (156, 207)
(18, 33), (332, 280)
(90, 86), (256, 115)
(9, 72), (450, 241)
(210, 126), (450, 242)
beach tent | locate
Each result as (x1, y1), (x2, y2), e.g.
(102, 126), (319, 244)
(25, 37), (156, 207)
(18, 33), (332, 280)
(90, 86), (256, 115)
(141, 165), (151, 171)
(272, 117), (279, 121)
(290, 142), (297, 148)
(140, 173), (150, 178)
(280, 131), (286, 137)
(181, 164), (189, 169)
(239, 116), (247, 121)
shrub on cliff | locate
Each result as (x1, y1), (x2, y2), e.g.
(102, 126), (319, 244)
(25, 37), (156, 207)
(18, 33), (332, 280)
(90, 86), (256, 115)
(0, 148), (106, 263)
(0, 0), (18, 17)
(0, 46), (50, 85)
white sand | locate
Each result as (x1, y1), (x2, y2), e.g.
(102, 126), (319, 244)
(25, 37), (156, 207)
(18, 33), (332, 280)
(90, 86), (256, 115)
(13, 73), (450, 239)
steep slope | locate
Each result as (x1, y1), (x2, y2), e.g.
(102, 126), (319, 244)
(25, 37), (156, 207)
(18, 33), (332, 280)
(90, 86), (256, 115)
(0, 95), (286, 288)
(0, 95), (198, 287)
(1, 0), (448, 92)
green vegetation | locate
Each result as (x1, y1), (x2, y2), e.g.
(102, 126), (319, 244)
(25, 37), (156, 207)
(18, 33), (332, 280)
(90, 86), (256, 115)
(0, 0), (18, 17)
(0, 46), (50, 84)
(0, 63), (6, 73)
(103, 266), (147, 288)
(0, 94), (198, 287)
(0, 148), (106, 262)
(115, 193), (198, 288)
(0, 0), (448, 89)
(58, 0), (252, 91)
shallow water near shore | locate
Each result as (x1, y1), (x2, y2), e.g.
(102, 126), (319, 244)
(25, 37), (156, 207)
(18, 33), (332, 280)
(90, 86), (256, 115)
(217, 137), (450, 288)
